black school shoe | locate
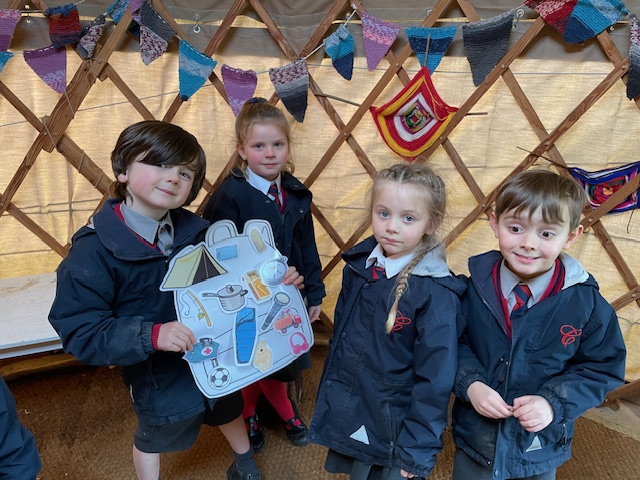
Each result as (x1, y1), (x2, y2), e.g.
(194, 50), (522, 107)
(283, 415), (308, 446)
(244, 415), (265, 453)
(226, 461), (262, 480)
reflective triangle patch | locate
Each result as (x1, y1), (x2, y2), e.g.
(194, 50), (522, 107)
(349, 425), (370, 445)
(526, 434), (542, 452)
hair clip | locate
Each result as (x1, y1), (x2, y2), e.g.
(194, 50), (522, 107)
(247, 97), (267, 104)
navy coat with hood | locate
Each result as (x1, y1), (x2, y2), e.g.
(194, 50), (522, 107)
(309, 237), (466, 478)
(453, 250), (626, 480)
(49, 199), (212, 425)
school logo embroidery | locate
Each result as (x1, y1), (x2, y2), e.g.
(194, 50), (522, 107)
(392, 310), (412, 332)
(560, 324), (582, 347)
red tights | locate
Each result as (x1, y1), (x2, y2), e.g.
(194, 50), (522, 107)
(241, 378), (294, 421)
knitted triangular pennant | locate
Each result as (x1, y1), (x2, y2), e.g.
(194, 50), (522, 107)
(463, 10), (514, 87)
(45, 4), (81, 49)
(269, 59), (309, 123)
(627, 14), (640, 99)
(24, 45), (67, 94)
(106, 0), (129, 24)
(178, 40), (217, 101)
(130, 0), (143, 23)
(524, 0), (577, 36)
(324, 24), (354, 80)
(77, 14), (106, 60)
(370, 66), (458, 160)
(563, 0), (628, 44)
(360, 10), (400, 71)
(405, 26), (458, 74)
(0, 50), (14, 75)
(139, 1), (175, 65)
(0, 9), (21, 52)
(221, 65), (258, 116)
(569, 161), (640, 213)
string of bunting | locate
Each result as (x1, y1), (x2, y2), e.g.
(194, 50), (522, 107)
(0, 1), (637, 120)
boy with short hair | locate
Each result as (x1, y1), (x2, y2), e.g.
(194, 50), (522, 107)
(49, 120), (267, 480)
(452, 169), (626, 480)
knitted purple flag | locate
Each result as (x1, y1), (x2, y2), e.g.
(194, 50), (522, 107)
(405, 26), (458, 74)
(178, 39), (217, 101)
(77, 14), (106, 60)
(45, 4), (81, 49)
(222, 65), (258, 116)
(0, 9), (21, 52)
(130, 0), (143, 23)
(324, 24), (354, 80)
(360, 10), (400, 71)
(463, 10), (514, 87)
(0, 51), (13, 75)
(269, 59), (309, 123)
(628, 15), (640, 100)
(563, 0), (628, 44)
(139, 1), (175, 65)
(24, 45), (67, 94)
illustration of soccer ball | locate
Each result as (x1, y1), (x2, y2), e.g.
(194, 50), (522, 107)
(210, 367), (231, 388)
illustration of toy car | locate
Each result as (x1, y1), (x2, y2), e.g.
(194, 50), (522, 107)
(274, 309), (302, 333)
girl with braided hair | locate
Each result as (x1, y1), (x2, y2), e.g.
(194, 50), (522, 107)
(309, 163), (465, 480)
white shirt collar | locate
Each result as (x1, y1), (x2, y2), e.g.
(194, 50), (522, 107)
(499, 259), (555, 307)
(365, 243), (418, 278)
(246, 167), (281, 196)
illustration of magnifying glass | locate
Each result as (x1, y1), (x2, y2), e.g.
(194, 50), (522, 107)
(261, 291), (290, 331)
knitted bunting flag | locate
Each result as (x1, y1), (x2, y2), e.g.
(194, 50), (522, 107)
(0, 51), (13, 75)
(24, 46), (67, 94)
(324, 24), (354, 80)
(524, 0), (577, 36)
(106, 0), (129, 24)
(628, 15), (640, 100)
(563, 0), (628, 44)
(405, 26), (458, 74)
(45, 4), (81, 49)
(77, 14), (106, 60)
(269, 59), (309, 123)
(178, 40), (217, 101)
(569, 161), (640, 213)
(463, 10), (514, 87)
(360, 10), (400, 71)
(0, 9), (21, 52)
(221, 65), (258, 116)
(370, 66), (458, 160)
(139, 1), (175, 65)
(130, 0), (144, 23)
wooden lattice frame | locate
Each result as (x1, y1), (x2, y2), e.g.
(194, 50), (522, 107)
(1, 0), (639, 402)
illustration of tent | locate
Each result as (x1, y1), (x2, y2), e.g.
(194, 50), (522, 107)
(161, 244), (227, 290)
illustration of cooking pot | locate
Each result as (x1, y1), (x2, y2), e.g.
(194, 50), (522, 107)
(202, 284), (249, 312)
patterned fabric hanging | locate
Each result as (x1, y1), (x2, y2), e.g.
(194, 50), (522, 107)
(221, 65), (258, 116)
(405, 26), (458, 74)
(129, 0), (144, 23)
(106, 0), (129, 24)
(463, 10), (514, 87)
(77, 14), (106, 60)
(139, 1), (175, 65)
(178, 40), (216, 101)
(0, 9), (21, 51)
(370, 66), (458, 160)
(269, 59), (309, 123)
(525, 0), (577, 36)
(24, 45), (67, 94)
(360, 10), (400, 71)
(0, 50), (13, 75)
(45, 4), (81, 49)
(324, 24), (354, 80)
(570, 162), (640, 213)
(628, 15), (640, 100)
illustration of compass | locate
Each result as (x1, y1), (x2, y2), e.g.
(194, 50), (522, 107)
(259, 256), (289, 286)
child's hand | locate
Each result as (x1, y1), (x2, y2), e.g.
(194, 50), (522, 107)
(512, 395), (554, 432)
(400, 468), (415, 478)
(283, 266), (305, 290)
(157, 321), (196, 353)
(467, 381), (513, 419)
(307, 304), (322, 323)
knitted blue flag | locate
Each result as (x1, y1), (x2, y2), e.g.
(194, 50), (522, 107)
(269, 59), (309, 123)
(463, 10), (514, 87)
(405, 26), (457, 74)
(324, 24), (354, 80)
(178, 40), (217, 101)
(563, 0), (628, 44)
(0, 50), (13, 75)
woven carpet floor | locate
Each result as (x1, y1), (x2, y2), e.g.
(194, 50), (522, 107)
(8, 346), (640, 480)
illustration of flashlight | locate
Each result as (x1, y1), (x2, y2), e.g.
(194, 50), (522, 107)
(261, 291), (290, 331)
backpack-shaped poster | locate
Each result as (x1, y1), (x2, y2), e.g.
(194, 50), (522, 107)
(160, 219), (313, 398)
